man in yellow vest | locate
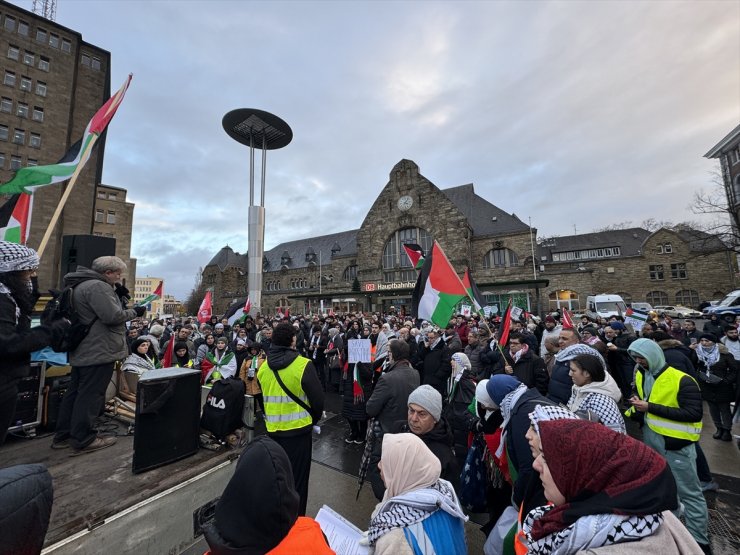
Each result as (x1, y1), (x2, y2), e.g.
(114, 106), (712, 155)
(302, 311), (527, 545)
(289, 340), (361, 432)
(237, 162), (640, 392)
(625, 338), (710, 553)
(257, 322), (325, 516)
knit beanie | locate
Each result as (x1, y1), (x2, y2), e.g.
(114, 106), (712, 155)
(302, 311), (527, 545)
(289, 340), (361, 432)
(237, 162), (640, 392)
(609, 322), (625, 331)
(476, 379), (496, 409)
(0, 241), (39, 273)
(486, 374), (521, 407)
(699, 333), (718, 343)
(149, 324), (164, 337)
(451, 352), (471, 372)
(407, 385), (442, 422)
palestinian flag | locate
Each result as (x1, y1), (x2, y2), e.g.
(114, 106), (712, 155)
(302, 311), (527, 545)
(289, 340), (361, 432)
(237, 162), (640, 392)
(403, 243), (425, 270)
(137, 281), (163, 307)
(498, 298), (514, 346)
(411, 241), (467, 328)
(462, 268), (486, 312)
(0, 74), (132, 195)
(0, 193), (32, 243)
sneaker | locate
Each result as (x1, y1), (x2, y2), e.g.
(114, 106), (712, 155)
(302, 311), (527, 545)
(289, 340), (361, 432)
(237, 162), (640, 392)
(700, 480), (719, 492)
(51, 438), (70, 450)
(344, 436), (356, 444)
(354, 438), (365, 445)
(70, 436), (116, 456)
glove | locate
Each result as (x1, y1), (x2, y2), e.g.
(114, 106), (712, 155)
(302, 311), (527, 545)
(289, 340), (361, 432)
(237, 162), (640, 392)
(134, 305), (147, 317)
(47, 318), (71, 347)
(114, 283), (130, 300)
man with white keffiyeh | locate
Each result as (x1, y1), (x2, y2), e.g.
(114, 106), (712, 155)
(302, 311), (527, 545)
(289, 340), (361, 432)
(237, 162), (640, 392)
(0, 241), (70, 445)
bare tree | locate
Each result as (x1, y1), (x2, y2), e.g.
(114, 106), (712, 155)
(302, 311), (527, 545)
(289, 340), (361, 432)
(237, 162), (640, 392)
(184, 267), (206, 315)
(690, 171), (740, 252)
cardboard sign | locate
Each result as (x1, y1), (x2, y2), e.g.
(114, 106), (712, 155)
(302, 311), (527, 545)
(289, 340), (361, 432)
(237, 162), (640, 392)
(625, 308), (648, 332)
(348, 339), (372, 363)
(461, 304), (472, 318)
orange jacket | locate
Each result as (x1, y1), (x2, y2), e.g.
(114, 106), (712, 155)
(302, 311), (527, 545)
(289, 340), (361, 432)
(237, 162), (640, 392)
(267, 517), (336, 555)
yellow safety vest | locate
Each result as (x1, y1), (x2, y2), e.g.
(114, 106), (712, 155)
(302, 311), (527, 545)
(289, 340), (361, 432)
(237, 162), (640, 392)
(626, 366), (702, 442)
(257, 356), (313, 433)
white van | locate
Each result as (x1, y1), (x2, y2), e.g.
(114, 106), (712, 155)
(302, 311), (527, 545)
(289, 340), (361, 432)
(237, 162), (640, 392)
(585, 294), (627, 320)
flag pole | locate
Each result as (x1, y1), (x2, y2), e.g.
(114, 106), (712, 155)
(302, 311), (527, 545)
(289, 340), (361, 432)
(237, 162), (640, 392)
(36, 133), (100, 258)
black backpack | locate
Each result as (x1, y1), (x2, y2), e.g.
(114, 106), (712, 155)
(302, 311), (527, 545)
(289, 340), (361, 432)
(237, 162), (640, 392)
(200, 378), (246, 438)
(41, 284), (98, 353)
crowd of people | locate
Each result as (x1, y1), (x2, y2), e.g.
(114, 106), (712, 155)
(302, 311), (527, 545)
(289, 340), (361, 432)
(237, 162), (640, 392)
(0, 236), (737, 554)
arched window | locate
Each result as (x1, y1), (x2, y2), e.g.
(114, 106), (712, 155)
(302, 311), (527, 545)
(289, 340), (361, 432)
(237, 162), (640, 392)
(382, 227), (433, 282)
(675, 289), (699, 307)
(548, 290), (580, 311)
(483, 248), (519, 269)
(343, 265), (358, 281)
(646, 290), (668, 306)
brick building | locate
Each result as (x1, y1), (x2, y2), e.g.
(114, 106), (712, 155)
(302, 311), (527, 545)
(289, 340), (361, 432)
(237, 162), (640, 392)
(0, 0), (110, 291)
(202, 159), (737, 317)
(92, 183), (135, 284)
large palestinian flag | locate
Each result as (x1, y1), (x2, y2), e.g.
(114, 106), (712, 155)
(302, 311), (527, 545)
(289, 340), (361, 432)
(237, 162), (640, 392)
(411, 241), (467, 328)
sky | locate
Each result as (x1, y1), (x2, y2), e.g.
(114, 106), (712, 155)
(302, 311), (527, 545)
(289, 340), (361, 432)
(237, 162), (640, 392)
(11, 0), (740, 300)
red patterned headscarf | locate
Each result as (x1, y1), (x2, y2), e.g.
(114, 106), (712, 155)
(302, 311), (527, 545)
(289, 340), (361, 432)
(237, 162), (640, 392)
(530, 419), (677, 540)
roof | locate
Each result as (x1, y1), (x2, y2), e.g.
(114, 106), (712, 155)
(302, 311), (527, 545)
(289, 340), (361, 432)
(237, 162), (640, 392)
(658, 225), (727, 252)
(205, 246), (248, 271)
(704, 123), (740, 158)
(263, 229), (358, 271)
(539, 228), (651, 258)
(441, 184), (531, 237)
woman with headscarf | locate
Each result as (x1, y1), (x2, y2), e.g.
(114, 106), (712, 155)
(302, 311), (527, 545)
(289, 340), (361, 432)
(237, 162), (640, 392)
(367, 433), (468, 555)
(195, 333), (216, 369)
(566, 353), (625, 434)
(690, 332), (737, 441)
(173, 341), (194, 368)
(204, 336), (237, 383)
(0, 242), (69, 445)
(122, 337), (157, 375)
(522, 419), (701, 554)
(444, 352), (478, 472)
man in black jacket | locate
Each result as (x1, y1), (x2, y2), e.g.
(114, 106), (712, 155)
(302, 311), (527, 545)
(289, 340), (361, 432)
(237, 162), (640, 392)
(418, 328), (452, 395)
(497, 332), (549, 395)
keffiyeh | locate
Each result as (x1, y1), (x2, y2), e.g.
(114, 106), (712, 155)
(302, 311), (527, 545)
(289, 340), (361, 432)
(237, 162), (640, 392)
(0, 241), (39, 273)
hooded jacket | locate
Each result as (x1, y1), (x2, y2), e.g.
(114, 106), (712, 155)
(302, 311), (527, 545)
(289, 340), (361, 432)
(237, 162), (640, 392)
(63, 267), (138, 366)
(627, 338), (702, 450)
(205, 436), (299, 554)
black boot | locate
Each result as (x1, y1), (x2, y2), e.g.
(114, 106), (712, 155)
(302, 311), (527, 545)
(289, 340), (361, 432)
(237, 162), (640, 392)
(712, 429), (722, 439)
(698, 542), (713, 555)
(721, 429), (732, 442)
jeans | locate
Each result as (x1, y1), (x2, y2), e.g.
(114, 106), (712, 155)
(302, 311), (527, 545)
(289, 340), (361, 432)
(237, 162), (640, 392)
(707, 400), (733, 431)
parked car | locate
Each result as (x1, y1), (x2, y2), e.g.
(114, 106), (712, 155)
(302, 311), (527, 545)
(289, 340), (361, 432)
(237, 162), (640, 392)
(655, 305), (702, 318)
(630, 302), (653, 313)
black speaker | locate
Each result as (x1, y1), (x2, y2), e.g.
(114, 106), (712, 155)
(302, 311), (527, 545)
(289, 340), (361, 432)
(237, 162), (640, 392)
(132, 367), (201, 474)
(61, 234), (116, 278)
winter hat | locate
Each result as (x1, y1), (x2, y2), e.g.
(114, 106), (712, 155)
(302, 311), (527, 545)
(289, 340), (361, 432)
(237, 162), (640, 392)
(699, 333), (718, 343)
(608, 322), (625, 331)
(149, 324), (164, 337)
(451, 352), (471, 372)
(486, 375), (522, 407)
(407, 385), (442, 422)
(581, 326), (598, 337)
(0, 241), (39, 273)
(215, 323), (225, 330)
(236, 339), (247, 347)
(545, 315), (556, 324)
(476, 379), (496, 409)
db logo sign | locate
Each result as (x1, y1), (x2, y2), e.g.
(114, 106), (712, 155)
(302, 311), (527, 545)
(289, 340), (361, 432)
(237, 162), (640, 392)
(363, 283), (376, 292)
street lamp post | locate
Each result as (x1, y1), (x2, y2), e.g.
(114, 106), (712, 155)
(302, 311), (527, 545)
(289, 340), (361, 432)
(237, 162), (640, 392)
(222, 109), (292, 316)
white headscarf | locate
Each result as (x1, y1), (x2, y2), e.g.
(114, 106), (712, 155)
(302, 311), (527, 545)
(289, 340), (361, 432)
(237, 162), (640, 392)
(380, 433), (440, 502)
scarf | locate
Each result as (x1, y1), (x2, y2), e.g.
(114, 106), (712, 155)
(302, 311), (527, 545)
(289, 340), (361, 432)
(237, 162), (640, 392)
(207, 348), (234, 368)
(530, 420), (677, 542)
(509, 343), (529, 364)
(555, 343), (606, 372)
(696, 344), (720, 369)
(495, 383), (528, 458)
(368, 479), (466, 545)
(523, 504), (663, 554)
(0, 282), (20, 324)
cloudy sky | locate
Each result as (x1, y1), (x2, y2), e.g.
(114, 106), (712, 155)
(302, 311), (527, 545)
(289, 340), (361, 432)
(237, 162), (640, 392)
(13, 0), (740, 299)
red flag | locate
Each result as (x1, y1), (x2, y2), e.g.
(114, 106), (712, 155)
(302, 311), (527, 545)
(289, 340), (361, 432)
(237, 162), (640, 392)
(498, 298), (514, 346)
(89, 73), (132, 135)
(561, 307), (575, 330)
(276, 307), (284, 319)
(285, 306), (290, 317)
(244, 296), (251, 315)
(161, 334), (175, 368)
(197, 290), (212, 324)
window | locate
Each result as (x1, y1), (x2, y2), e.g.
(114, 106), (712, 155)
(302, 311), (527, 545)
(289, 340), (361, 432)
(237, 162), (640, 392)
(19, 77), (31, 92)
(32, 107), (43, 122)
(95, 209), (104, 223)
(0, 126), (8, 141)
(106, 210), (116, 224)
(0, 153), (4, 168)
(36, 29), (47, 43)
(646, 291), (668, 306)
(38, 57), (49, 71)
(27, 158), (37, 166)
(7, 45), (19, 60)
(35, 81), (46, 97)
(483, 248), (519, 268)
(49, 34), (59, 49)
(29, 133), (40, 148)
(61, 38), (71, 53)
(0, 98), (10, 113)
(18, 21), (29, 36)
(675, 289), (699, 307)
(4, 71), (16, 86)
(548, 290), (580, 311)
(4, 16), (15, 32)
(97, 191), (106, 199)
(91, 57), (102, 71)
(343, 265), (358, 281)
(108, 192), (117, 201)
(12, 129), (24, 145)
(23, 51), (34, 66)
(10, 155), (21, 170)
(16, 103), (28, 118)
(649, 264), (664, 280)
(657, 242), (672, 254)
(382, 227), (433, 282)
(81, 53), (90, 66)
(670, 263), (687, 279)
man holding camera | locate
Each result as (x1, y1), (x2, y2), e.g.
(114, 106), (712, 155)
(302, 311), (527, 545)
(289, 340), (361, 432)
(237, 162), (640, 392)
(52, 256), (145, 455)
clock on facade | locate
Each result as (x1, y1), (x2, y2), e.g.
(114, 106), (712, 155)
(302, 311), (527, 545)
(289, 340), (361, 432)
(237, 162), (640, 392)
(397, 195), (413, 211)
